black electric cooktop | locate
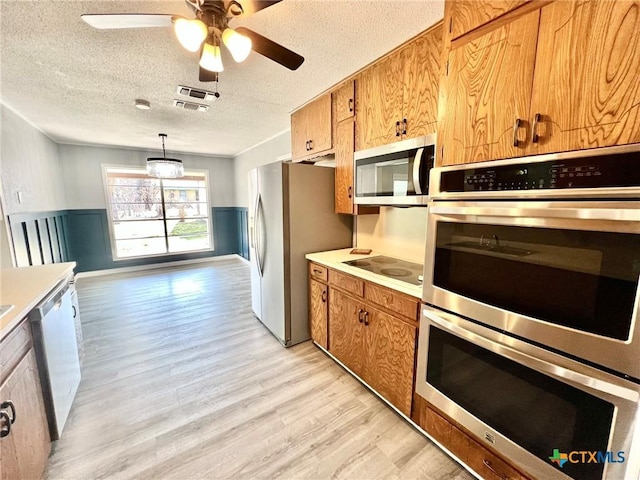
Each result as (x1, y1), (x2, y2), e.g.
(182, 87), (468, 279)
(342, 256), (424, 286)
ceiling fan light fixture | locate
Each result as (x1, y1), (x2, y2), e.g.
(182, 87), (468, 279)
(199, 42), (224, 72)
(222, 28), (252, 63)
(147, 134), (184, 179)
(174, 18), (208, 52)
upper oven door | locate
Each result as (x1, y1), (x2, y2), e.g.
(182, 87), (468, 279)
(423, 200), (640, 379)
(354, 135), (435, 205)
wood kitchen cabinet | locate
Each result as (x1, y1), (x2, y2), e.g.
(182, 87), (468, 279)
(328, 288), (367, 378)
(356, 24), (442, 151)
(0, 321), (51, 480)
(291, 93), (333, 162)
(309, 278), (329, 349)
(448, 0), (531, 39)
(439, 0), (640, 166)
(334, 80), (355, 123)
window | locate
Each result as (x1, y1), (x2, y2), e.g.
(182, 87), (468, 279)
(103, 166), (213, 259)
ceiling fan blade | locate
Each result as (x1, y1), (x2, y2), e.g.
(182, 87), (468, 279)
(199, 67), (219, 83)
(231, 0), (282, 17)
(81, 14), (176, 30)
(235, 27), (304, 71)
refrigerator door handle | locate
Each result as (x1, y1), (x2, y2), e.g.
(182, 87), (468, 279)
(256, 194), (266, 276)
(250, 194), (259, 249)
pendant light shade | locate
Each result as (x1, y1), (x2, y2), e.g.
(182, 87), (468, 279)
(222, 28), (252, 63)
(199, 41), (224, 72)
(174, 18), (208, 52)
(147, 134), (184, 179)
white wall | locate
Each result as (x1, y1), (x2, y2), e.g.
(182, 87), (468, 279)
(233, 130), (291, 208)
(59, 144), (235, 209)
(356, 207), (428, 263)
(0, 104), (67, 214)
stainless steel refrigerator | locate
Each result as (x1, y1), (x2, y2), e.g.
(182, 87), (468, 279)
(249, 161), (352, 346)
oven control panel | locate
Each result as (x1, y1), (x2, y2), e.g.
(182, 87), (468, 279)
(439, 151), (640, 193)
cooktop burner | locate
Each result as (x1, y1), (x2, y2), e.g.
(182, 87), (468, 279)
(343, 256), (424, 286)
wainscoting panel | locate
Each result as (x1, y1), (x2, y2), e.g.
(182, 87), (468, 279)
(8, 211), (71, 267)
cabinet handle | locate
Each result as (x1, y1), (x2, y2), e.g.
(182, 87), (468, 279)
(358, 308), (364, 323)
(0, 401), (15, 425)
(321, 290), (327, 303)
(402, 118), (407, 135)
(531, 113), (541, 143)
(348, 186), (352, 199)
(313, 269), (322, 275)
(364, 311), (369, 326)
(512, 118), (522, 147)
(309, 139), (313, 150)
(305, 140), (310, 151)
(72, 305), (77, 319)
(395, 121), (401, 137)
(482, 459), (508, 480)
(348, 98), (354, 112)
(0, 411), (10, 438)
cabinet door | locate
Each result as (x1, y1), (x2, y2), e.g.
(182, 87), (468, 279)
(291, 107), (308, 161)
(355, 54), (404, 151)
(402, 25), (443, 139)
(439, 10), (539, 165)
(334, 119), (355, 214)
(334, 80), (355, 123)
(449, 0), (531, 39)
(329, 289), (366, 378)
(306, 94), (332, 155)
(363, 306), (416, 416)
(309, 278), (328, 349)
(528, 0), (640, 155)
(0, 350), (50, 480)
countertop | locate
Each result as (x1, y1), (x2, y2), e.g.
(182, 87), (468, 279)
(306, 249), (423, 298)
(0, 262), (76, 342)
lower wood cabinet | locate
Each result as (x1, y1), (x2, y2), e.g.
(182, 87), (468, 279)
(309, 278), (329, 349)
(0, 348), (51, 480)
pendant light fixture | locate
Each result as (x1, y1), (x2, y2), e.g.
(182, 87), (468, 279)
(147, 134), (184, 179)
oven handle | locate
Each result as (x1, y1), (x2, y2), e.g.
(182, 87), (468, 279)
(412, 148), (424, 195)
(423, 308), (640, 403)
(429, 203), (640, 222)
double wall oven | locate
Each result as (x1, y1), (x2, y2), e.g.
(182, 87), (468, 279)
(416, 145), (640, 480)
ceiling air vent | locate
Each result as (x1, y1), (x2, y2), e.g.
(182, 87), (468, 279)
(173, 100), (209, 112)
(176, 85), (219, 101)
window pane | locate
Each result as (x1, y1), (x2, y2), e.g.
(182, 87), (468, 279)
(167, 219), (209, 237)
(164, 187), (207, 203)
(115, 237), (167, 258)
(165, 203), (208, 219)
(168, 235), (210, 253)
(110, 204), (163, 220)
(113, 220), (166, 240)
(109, 184), (161, 204)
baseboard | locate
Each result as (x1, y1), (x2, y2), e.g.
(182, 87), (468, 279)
(234, 254), (250, 266)
(75, 254), (241, 279)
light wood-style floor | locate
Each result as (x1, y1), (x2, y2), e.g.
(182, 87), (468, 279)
(45, 259), (472, 480)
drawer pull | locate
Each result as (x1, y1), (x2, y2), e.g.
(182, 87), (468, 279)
(482, 459), (508, 480)
(358, 309), (364, 323)
(0, 401), (16, 424)
(321, 290), (327, 303)
(363, 311), (370, 326)
(0, 411), (10, 438)
(512, 118), (522, 147)
(531, 113), (541, 143)
(313, 269), (323, 275)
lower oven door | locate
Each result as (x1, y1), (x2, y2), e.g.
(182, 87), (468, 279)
(415, 305), (640, 480)
(422, 200), (640, 379)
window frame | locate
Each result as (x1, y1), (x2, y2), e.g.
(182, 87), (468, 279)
(101, 164), (215, 261)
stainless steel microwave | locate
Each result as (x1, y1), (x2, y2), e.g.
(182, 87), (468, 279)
(354, 134), (435, 206)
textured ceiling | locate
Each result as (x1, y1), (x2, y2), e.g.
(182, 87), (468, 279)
(1, 0), (444, 157)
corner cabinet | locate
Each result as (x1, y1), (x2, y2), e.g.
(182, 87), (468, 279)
(439, 0), (640, 166)
(0, 321), (51, 480)
(356, 24), (442, 151)
(308, 262), (418, 417)
(291, 93), (333, 162)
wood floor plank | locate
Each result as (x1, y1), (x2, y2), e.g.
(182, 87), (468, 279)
(45, 259), (472, 480)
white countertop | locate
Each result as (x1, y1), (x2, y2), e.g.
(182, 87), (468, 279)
(0, 262), (76, 342)
(305, 248), (423, 298)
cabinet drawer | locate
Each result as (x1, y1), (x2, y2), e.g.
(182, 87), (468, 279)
(365, 283), (419, 320)
(309, 263), (328, 282)
(329, 270), (364, 297)
(466, 437), (530, 480)
(0, 320), (31, 385)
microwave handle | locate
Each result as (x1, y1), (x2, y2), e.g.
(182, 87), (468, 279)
(412, 148), (425, 195)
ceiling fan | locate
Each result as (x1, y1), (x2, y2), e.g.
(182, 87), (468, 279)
(81, 0), (304, 82)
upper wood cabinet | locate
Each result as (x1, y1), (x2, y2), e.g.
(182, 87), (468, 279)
(528, 0), (640, 155)
(439, 0), (640, 166)
(334, 118), (356, 214)
(448, 0), (531, 39)
(439, 10), (539, 165)
(291, 93), (332, 162)
(356, 24), (442, 151)
(334, 80), (355, 123)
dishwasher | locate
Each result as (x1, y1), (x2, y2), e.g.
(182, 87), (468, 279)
(29, 277), (81, 440)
